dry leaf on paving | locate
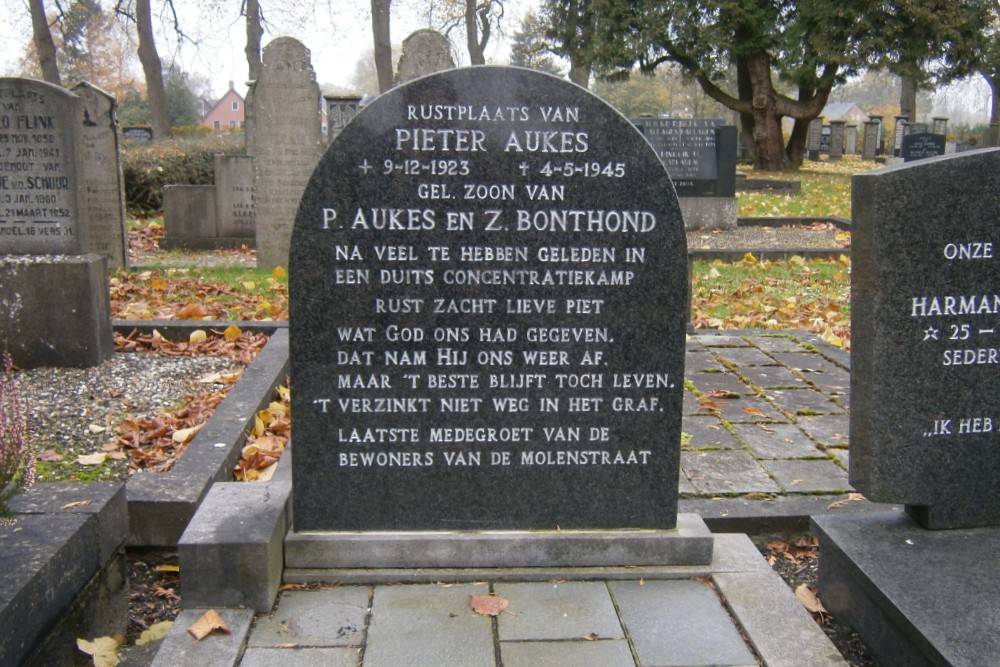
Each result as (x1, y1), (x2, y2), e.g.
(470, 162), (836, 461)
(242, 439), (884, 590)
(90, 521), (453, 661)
(135, 621), (173, 646)
(583, 632), (599, 641)
(77, 452), (108, 466)
(827, 492), (866, 509)
(61, 499), (93, 510)
(76, 635), (122, 667)
(187, 609), (231, 640)
(470, 593), (509, 617)
(795, 584), (827, 616)
(38, 448), (63, 462)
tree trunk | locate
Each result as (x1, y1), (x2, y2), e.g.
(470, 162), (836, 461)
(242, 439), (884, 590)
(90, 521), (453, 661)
(743, 53), (789, 171)
(568, 61), (590, 88)
(136, 0), (170, 139)
(29, 0), (61, 85)
(466, 0), (486, 65)
(372, 0), (393, 93)
(245, 0), (263, 81)
(900, 73), (917, 119)
(786, 119), (811, 168)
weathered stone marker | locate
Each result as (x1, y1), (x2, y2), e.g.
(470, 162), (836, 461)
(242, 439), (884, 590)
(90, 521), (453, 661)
(851, 149), (1000, 529)
(290, 67), (688, 537)
(251, 37), (321, 270)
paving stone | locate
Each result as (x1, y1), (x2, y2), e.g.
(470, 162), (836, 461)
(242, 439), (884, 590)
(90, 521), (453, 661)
(712, 346), (777, 366)
(749, 335), (811, 353)
(240, 647), (360, 667)
(678, 472), (698, 496)
(713, 571), (846, 667)
(828, 448), (849, 469)
(736, 365), (808, 389)
(495, 582), (623, 641)
(150, 608), (254, 667)
(682, 415), (741, 450)
(730, 423), (821, 459)
(797, 414), (851, 446)
(762, 459), (851, 493)
(711, 396), (786, 423)
(500, 640), (635, 667)
(764, 388), (845, 416)
(247, 588), (369, 647)
(685, 350), (726, 372)
(364, 583), (493, 667)
(610, 580), (756, 667)
(682, 450), (781, 495)
(682, 390), (704, 415)
(686, 371), (753, 396)
(692, 334), (752, 347)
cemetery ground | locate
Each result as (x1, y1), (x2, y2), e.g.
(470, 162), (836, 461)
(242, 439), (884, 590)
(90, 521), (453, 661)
(11, 158), (875, 666)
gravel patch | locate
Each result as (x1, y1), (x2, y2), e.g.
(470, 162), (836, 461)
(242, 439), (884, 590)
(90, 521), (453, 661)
(18, 352), (238, 482)
(688, 225), (847, 251)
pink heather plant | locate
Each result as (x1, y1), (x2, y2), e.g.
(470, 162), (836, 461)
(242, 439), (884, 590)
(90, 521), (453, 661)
(0, 352), (33, 523)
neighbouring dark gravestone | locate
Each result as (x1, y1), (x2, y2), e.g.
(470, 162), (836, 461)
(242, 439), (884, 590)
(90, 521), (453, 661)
(901, 132), (946, 162)
(161, 185), (216, 249)
(325, 95), (362, 144)
(251, 37), (322, 270)
(828, 121), (846, 160)
(73, 82), (128, 269)
(807, 118), (823, 161)
(851, 148), (1000, 529)
(862, 121), (879, 160)
(631, 118), (735, 196)
(290, 66), (687, 532)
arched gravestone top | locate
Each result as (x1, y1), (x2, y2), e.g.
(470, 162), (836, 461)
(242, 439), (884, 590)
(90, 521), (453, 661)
(290, 66), (687, 532)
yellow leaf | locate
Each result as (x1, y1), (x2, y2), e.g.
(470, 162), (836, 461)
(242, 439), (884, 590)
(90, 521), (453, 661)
(277, 385), (291, 401)
(187, 609), (231, 640)
(155, 564), (180, 573)
(795, 584), (827, 615)
(76, 635), (122, 667)
(271, 266), (287, 279)
(150, 279), (169, 290)
(268, 401), (289, 416)
(189, 329), (208, 344)
(742, 252), (758, 264)
(135, 621), (173, 646)
(224, 324), (242, 341)
(257, 461), (278, 482)
(77, 452), (108, 466)
(789, 255), (806, 266)
(253, 415), (266, 437)
(172, 424), (203, 444)
(241, 281), (256, 291)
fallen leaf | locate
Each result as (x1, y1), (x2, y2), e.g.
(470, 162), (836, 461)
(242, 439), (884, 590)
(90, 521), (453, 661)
(583, 632), (599, 641)
(179, 303), (209, 320)
(470, 593), (509, 617)
(39, 448), (63, 462)
(135, 621), (173, 646)
(272, 266), (287, 279)
(188, 328), (208, 343)
(77, 452), (108, 466)
(76, 635), (122, 667)
(795, 584), (827, 616)
(155, 564), (180, 573)
(224, 324), (243, 341)
(61, 499), (93, 509)
(172, 424), (203, 444)
(87, 424), (107, 434)
(187, 609), (230, 640)
(742, 405), (766, 417)
(827, 492), (866, 509)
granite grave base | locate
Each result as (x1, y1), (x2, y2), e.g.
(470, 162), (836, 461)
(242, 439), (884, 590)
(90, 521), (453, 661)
(0, 254), (113, 368)
(814, 511), (1000, 667)
(680, 196), (738, 230)
(285, 513), (713, 570)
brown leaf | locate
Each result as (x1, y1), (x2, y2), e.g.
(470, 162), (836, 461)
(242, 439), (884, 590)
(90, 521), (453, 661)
(39, 448), (64, 462)
(742, 405), (766, 417)
(470, 593), (509, 617)
(704, 389), (739, 399)
(583, 632), (599, 641)
(187, 609), (231, 640)
(62, 499), (93, 509)
(795, 584), (827, 617)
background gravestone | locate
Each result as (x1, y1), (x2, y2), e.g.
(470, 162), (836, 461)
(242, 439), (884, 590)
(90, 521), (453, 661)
(251, 37), (321, 270)
(851, 148), (1000, 529)
(901, 132), (946, 162)
(213, 155), (255, 242)
(290, 66), (688, 532)
(393, 29), (456, 85)
(73, 82), (128, 269)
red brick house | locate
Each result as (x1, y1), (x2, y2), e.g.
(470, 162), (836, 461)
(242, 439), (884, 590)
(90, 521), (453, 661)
(200, 81), (245, 132)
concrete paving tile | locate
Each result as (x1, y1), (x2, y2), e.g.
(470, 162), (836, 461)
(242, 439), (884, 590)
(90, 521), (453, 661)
(767, 351), (844, 375)
(748, 335), (811, 353)
(495, 581), (623, 640)
(736, 365), (808, 389)
(713, 571), (846, 667)
(682, 450), (782, 495)
(712, 396), (786, 423)
(764, 388), (845, 415)
(689, 334), (752, 347)
(686, 371), (753, 396)
(151, 608), (254, 667)
(762, 459), (852, 493)
(797, 414), (850, 446)
(678, 472), (698, 496)
(682, 390), (703, 415)
(247, 588), (369, 647)
(712, 346), (777, 366)
(685, 350), (726, 372)
(610, 580), (756, 666)
(730, 423), (822, 459)
(682, 416), (741, 450)
(827, 447), (849, 469)
(240, 647), (360, 667)
(500, 640), (635, 666)
(363, 583), (493, 667)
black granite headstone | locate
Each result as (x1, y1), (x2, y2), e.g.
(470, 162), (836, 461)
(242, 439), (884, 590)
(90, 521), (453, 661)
(901, 132), (946, 162)
(851, 148), (1000, 529)
(122, 126), (153, 142)
(290, 67), (687, 532)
